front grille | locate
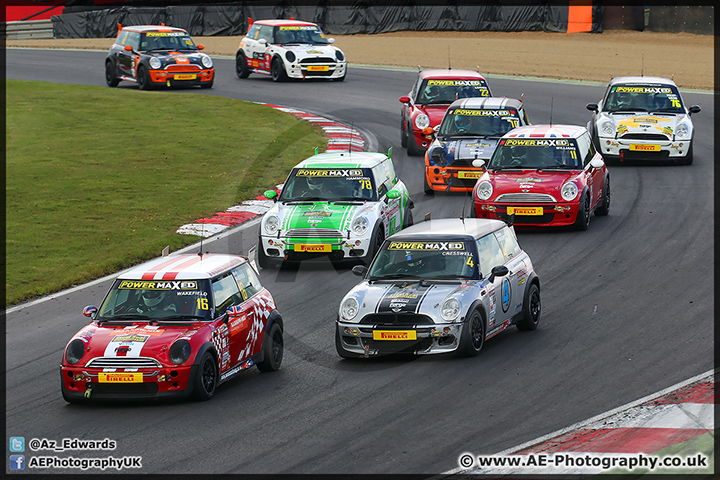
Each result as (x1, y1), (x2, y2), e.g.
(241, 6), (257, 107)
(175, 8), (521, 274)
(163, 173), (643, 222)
(90, 383), (159, 396)
(85, 357), (162, 369)
(360, 314), (436, 326)
(496, 193), (557, 203)
(303, 70), (334, 77)
(166, 64), (201, 72)
(286, 228), (342, 238)
(299, 57), (336, 64)
(497, 211), (556, 224)
(621, 149), (670, 160)
(447, 159), (475, 167)
(619, 133), (668, 141)
(366, 337), (434, 354)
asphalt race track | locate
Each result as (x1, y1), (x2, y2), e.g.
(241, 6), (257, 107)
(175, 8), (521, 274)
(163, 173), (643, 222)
(5, 49), (714, 475)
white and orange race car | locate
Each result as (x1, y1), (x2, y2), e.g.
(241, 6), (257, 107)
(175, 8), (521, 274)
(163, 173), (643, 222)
(235, 19), (346, 82)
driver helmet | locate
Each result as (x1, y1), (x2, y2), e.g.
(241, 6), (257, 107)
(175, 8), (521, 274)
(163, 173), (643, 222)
(142, 290), (165, 308)
(425, 85), (440, 101)
(615, 93), (633, 109)
(307, 176), (324, 191)
(454, 115), (471, 132)
(511, 145), (527, 160)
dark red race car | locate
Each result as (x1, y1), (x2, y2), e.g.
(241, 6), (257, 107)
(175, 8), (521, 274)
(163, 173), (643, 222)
(399, 68), (492, 156)
(472, 124), (610, 230)
(61, 253), (283, 403)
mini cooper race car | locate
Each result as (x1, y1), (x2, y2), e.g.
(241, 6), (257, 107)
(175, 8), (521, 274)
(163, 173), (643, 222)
(472, 124), (610, 230)
(586, 76), (700, 164)
(105, 25), (214, 90)
(61, 253), (283, 403)
(236, 19), (346, 81)
(258, 150), (413, 267)
(399, 69), (492, 156)
(336, 218), (540, 358)
(424, 97), (530, 194)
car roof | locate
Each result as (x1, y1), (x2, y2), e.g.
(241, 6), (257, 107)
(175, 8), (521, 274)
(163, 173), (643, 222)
(253, 19), (317, 27)
(118, 254), (247, 281)
(448, 97), (523, 110)
(120, 25), (188, 34)
(503, 124), (587, 139)
(294, 151), (389, 169)
(388, 218), (507, 242)
(609, 76), (676, 87)
(419, 69), (486, 80)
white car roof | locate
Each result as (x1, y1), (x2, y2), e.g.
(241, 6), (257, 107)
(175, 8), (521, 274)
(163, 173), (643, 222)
(503, 124), (587, 139)
(610, 76), (677, 87)
(449, 97), (523, 110)
(294, 151), (388, 169)
(389, 218), (507, 241)
(118, 254), (247, 281)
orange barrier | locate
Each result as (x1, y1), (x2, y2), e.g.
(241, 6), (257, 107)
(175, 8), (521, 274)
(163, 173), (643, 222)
(567, 1), (593, 33)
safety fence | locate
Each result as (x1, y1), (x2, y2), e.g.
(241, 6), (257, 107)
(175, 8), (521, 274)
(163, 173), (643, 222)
(4, 19), (54, 40)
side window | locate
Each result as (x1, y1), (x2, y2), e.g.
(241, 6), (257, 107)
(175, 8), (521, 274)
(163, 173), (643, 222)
(126, 31), (140, 50)
(410, 77), (419, 101)
(247, 24), (260, 40)
(494, 226), (521, 259)
(475, 234), (506, 278)
(382, 158), (398, 186)
(231, 264), (261, 301)
(211, 273), (242, 317)
(522, 109), (530, 125)
(117, 30), (130, 46)
(258, 25), (273, 42)
(578, 133), (593, 166)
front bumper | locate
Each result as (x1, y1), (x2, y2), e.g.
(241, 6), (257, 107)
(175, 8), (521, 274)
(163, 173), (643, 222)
(336, 321), (464, 356)
(60, 364), (196, 402)
(597, 136), (692, 160)
(149, 68), (214, 86)
(426, 166), (484, 192)
(285, 62), (346, 79)
(474, 202), (580, 227)
(260, 233), (372, 261)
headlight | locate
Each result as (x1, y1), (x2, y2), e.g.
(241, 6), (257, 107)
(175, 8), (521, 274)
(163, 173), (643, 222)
(675, 123), (690, 139)
(476, 181), (493, 201)
(441, 298), (461, 321)
(65, 339), (85, 365)
(149, 57), (161, 69)
(201, 55), (213, 68)
(335, 50), (345, 62)
(264, 215), (279, 235)
(561, 182), (578, 201)
(600, 120), (615, 136)
(285, 51), (295, 63)
(340, 297), (359, 320)
(351, 216), (369, 236)
(169, 340), (192, 365)
(415, 113), (430, 130)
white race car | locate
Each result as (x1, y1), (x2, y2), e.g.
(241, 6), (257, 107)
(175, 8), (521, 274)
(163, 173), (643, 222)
(235, 19), (346, 82)
(586, 76), (701, 164)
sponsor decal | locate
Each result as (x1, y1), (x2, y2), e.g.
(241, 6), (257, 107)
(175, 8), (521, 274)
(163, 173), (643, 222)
(507, 206), (543, 216)
(279, 25), (318, 30)
(450, 109), (512, 117)
(296, 169), (363, 177)
(377, 284), (432, 314)
(98, 372), (143, 383)
(307, 65), (329, 72)
(118, 280), (198, 291)
(373, 330), (417, 340)
(294, 244), (332, 252)
(146, 32), (186, 37)
(613, 86), (673, 94)
(503, 138), (570, 147)
(114, 327), (165, 337)
(112, 334), (149, 343)
(458, 171), (482, 179)
(302, 211), (332, 217)
(466, 142), (491, 148)
(387, 241), (465, 251)
(515, 177), (543, 183)
(632, 117), (659, 124)
(229, 316), (249, 336)
(630, 144), (661, 152)
(427, 80), (485, 86)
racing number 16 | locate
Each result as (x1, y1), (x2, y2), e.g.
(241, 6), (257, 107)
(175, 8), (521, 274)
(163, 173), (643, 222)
(197, 298), (209, 310)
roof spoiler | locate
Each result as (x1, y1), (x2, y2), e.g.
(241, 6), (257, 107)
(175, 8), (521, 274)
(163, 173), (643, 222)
(117, 23), (122, 36)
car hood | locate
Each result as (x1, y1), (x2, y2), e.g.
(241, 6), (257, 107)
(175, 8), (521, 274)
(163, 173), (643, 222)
(276, 201), (373, 232)
(414, 105), (451, 126)
(69, 323), (201, 366)
(281, 44), (340, 58)
(150, 51), (209, 65)
(485, 169), (580, 195)
(431, 137), (501, 165)
(602, 112), (688, 137)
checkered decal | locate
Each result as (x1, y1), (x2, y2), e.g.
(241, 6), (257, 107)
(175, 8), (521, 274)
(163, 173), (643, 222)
(236, 292), (275, 362)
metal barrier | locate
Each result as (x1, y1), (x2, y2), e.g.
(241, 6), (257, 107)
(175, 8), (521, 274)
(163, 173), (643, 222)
(4, 20), (54, 40)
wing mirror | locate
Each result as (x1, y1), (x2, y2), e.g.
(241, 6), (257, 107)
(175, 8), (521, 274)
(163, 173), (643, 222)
(586, 103), (599, 113)
(258, 39), (267, 46)
(352, 265), (367, 277)
(488, 265), (509, 283)
(124, 45), (133, 52)
(689, 105), (701, 115)
(82, 306), (98, 318)
(264, 190), (278, 202)
(386, 190), (401, 199)
(472, 159), (486, 168)
(589, 157), (605, 170)
(399, 96), (410, 104)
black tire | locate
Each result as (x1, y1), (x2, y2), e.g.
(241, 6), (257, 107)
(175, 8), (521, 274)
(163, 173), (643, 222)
(574, 193), (590, 231)
(105, 61), (119, 87)
(257, 236), (276, 269)
(407, 126), (424, 156)
(257, 322), (283, 372)
(335, 328), (362, 359)
(680, 144), (693, 165)
(402, 207), (414, 229)
(423, 174), (434, 195)
(192, 351), (218, 401)
(365, 223), (385, 265)
(516, 283), (541, 331)
(200, 80), (213, 89)
(400, 118), (408, 147)
(595, 176), (610, 216)
(236, 51), (250, 78)
(137, 66), (152, 91)
(458, 310), (485, 357)
(271, 57), (288, 82)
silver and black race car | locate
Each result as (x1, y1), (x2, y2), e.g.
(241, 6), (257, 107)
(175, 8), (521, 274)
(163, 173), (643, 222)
(335, 218), (541, 358)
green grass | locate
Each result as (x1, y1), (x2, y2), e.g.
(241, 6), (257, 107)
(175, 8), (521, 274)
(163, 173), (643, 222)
(5, 80), (327, 305)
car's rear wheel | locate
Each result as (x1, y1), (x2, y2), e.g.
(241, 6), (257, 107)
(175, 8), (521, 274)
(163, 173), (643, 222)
(105, 61), (119, 87)
(595, 176), (610, 216)
(271, 57), (288, 82)
(192, 351), (217, 401)
(365, 223), (385, 264)
(516, 283), (541, 331)
(257, 323), (284, 372)
(574, 193), (590, 231)
(137, 66), (152, 91)
(458, 310), (485, 357)
(236, 51), (251, 78)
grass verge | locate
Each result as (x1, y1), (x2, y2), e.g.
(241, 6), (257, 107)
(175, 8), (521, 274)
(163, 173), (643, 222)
(5, 79), (327, 305)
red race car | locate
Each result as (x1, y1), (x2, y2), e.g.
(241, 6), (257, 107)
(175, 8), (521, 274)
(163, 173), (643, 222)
(472, 124), (610, 230)
(61, 253), (284, 403)
(399, 68), (492, 156)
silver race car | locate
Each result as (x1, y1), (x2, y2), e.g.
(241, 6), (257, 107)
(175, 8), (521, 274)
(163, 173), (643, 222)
(336, 218), (541, 358)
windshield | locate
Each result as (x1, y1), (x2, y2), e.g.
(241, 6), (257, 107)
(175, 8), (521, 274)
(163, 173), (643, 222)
(97, 279), (212, 321)
(368, 239), (478, 280)
(603, 84), (684, 113)
(140, 31), (197, 51)
(488, 138), (582, 170)
(416, 79), (491, 104)
(274, 25), (329, 44)
(279, 168), (377, 202)
(438, 107), (521, 137)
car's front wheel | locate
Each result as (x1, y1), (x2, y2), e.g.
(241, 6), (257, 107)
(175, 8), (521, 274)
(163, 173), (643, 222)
(458, 310), (485, 357)
(595, 176), (610, 216)
(406, 127), (424, 156)
(516, 283), (541, 331)
(680, 143), (694, 165)
(105, 61), (119, 87)
(192, 351), (218, 401)
(257, 236), (277, 269)
(423, 174), (434, 195)
(257, 323), (284, 372)
(236, 51), (251, 78)
(137, 66), (152, 91)
(271, 57), (288, 82)
(574, 193), (590, 231)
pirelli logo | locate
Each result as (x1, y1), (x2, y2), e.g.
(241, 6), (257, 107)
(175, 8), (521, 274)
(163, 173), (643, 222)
(373, 330), (417, 340)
